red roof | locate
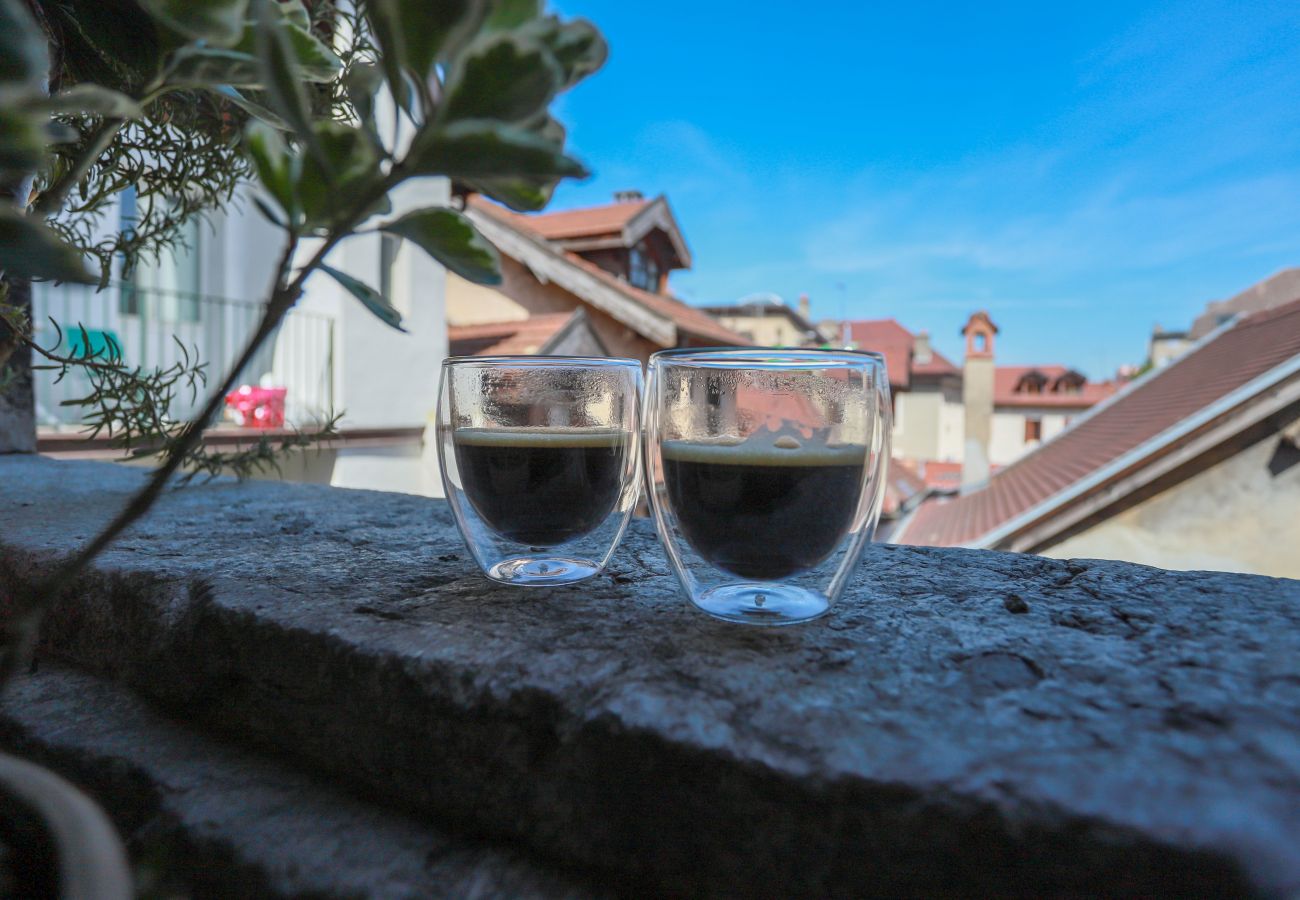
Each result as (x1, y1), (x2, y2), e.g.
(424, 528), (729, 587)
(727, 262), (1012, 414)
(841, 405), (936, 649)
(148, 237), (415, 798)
(911, 351), (961, 377)
(898, 458), (1003, 492)
(448, 313), (578, 357)
(1190, 267), (1300, 338)
(842, 319), (960, 388)
(899, 296), (1300, 547)
(470, 195), (655, 240)
(844, 319), (913, 387)
(883, 458), (928, 517)
(994, 365), (1121, 408)
(476, 196), (651, 241)
(467, 197), (747, 347)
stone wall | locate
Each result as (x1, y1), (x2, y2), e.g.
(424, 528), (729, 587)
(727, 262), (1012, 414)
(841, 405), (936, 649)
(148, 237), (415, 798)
(1, 456), (1298, 897)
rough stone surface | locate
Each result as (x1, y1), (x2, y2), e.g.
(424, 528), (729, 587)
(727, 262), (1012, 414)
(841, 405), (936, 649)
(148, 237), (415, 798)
(2, 456), (1299, 897)
(0, 665), (598, 899)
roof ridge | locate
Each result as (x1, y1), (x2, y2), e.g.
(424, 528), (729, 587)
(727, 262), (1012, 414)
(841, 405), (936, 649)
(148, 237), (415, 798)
(1233, 293), (1300, 327)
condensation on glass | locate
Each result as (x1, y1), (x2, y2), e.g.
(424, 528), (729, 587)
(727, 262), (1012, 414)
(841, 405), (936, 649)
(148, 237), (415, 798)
(644, 349), (891, 625)
(436, 356), (642, 586)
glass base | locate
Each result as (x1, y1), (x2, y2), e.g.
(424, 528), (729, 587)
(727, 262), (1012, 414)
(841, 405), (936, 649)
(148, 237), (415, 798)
(692, 583), (830, 626)
(487, 555), (601, 586)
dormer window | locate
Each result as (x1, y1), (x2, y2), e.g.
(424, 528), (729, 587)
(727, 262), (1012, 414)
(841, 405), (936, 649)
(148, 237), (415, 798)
(628, 243), (660, 292)
(1016, 370), (1048, 395)
(1053, 370), (1086, 394)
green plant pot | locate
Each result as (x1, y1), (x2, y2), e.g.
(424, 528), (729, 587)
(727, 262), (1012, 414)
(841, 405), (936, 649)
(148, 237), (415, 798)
(0, 753), (131, 900)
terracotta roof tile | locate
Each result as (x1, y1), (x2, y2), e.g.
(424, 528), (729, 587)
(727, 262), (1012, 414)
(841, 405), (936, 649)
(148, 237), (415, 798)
(910, 349), (960, 377)
(1190, 267), (1300, 338)
(467, 198), (747, 347)
(994, 365), (1120, 408)
(900, 296), (1300, 547)
(469, 195), (650, 241)
(448, 312), (577, 357)
(844, 319), (914, 388)
(883, 458), (928, 516)
(842, 319), (960, 385)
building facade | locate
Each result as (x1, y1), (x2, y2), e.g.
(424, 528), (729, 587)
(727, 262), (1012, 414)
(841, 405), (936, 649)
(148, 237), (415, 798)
(446, 192), (746, 363)
(697, 294), (826, 347)
(32, 174), (451, 496)
(894, 298), (1300, 579)
(831, 313), (1118, 487)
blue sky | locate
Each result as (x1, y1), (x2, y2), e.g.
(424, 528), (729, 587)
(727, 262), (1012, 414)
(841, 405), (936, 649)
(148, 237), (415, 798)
(547, 0), (1300, 377)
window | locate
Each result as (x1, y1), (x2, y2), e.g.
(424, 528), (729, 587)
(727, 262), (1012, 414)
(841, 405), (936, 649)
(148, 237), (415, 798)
(118, 188), (140, 316)
(628, 243), (660, 292)
(120, 193), (202, 323)
(1017, 371), (1048, 395)
(974, 333), (987, 352)
(1024, 418), (1042, 442)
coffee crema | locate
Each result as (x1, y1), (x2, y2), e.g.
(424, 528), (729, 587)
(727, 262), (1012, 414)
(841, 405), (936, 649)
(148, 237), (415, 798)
(453, 427), (631, 547)
(661, 439), (867, 580)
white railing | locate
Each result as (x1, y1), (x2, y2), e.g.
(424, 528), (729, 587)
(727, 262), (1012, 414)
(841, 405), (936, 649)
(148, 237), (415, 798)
(31, 282), (335, 428)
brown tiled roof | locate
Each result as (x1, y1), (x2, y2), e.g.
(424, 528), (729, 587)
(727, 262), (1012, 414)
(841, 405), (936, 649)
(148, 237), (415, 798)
(898, 458), (1003, 492)
(994, 365), (1120, 408)
(482, 197), (652, 241)
(1190, 267), (1300, 338)
(911, 349), (960, 377)
(560, 251), (746, 346)
(844, 319), (915, 388)
(842, 319), (961, 386)
(467, 197), (748, 347)
(448, 313), (578, 357)
(899, 296), (1300, 547)
(883, 458), (928, 517)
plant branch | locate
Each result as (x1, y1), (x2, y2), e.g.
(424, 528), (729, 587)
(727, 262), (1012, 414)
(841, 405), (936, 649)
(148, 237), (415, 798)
(33, 116), (127, 217)
(0, 162), (404, 690)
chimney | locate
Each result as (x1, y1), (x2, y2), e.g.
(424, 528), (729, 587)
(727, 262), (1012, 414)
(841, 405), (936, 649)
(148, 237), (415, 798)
(913, 329), (933, 365)
(613, 189), (644, 203)
(960, 311), (998, 491)
(797, 293), (811, 321)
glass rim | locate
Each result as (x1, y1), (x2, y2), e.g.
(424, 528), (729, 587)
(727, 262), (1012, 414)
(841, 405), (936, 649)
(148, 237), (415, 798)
(443, 354), (642, 368)
(649, 346), (886, 369)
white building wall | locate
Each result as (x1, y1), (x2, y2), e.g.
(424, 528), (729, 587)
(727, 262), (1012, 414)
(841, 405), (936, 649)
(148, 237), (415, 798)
(1044, 429), (1300, 578)
(290, 175), (450, 497)
(893, 389), (940, 460)
(202, 192), (282, 303)
(989, 411), (1027, 466)
(33, 144), (451, 497)
(989, 408), (1074, 466)
(892, 380), (966, 464)
(937, 393), (965, 461)
(1041, 412), (1071, 442)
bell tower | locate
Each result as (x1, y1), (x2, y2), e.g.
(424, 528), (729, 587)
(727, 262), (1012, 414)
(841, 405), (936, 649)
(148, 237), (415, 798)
(961, 311), (998, 490)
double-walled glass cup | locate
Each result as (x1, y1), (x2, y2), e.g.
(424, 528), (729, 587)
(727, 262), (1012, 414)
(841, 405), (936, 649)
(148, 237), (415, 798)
(436, 356), (642, 586)
(644, 349), (891, 624)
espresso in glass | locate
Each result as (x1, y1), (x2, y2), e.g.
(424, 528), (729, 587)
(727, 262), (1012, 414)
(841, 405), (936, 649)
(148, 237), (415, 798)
(437, 356), (642, 586)
(453, 427), (632, 547)
(644, 349), (891, 625)
(661, 440), (866, 579)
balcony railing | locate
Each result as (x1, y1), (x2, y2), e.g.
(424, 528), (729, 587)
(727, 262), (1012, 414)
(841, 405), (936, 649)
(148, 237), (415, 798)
(32, 282), (334, 429)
